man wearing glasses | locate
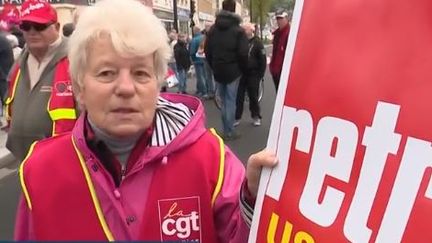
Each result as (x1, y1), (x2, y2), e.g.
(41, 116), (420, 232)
(6, 0), (77, 162)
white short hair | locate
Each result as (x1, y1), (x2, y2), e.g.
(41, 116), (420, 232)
(68, 0), (171, 90)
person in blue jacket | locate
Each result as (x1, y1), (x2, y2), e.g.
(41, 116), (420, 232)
(189, 26), (208, 98)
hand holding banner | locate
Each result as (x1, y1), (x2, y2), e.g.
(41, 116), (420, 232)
(250, 0), (432, 242)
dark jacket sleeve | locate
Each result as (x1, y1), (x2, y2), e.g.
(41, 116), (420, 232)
(174, 44), (191, 71)
(236, 30), (249, 76)
(174, 44), (182, 64)
(204, 30), (214, 68)
(0, 35), (14, 81)
(182, 46), (192, 70)
(174, 44), (181, 67)
(255, 40), (267, 79)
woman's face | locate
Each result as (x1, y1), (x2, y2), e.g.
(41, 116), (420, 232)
(78, 37), (160, 139)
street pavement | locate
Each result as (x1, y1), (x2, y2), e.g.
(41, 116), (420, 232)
(0, 69), (277, 240)
(0, 117), (19, 240)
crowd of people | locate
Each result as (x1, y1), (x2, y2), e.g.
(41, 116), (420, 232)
(0, 0), (291, 143)
(165, 1), (290, 141)
(0, 0), (291, 241)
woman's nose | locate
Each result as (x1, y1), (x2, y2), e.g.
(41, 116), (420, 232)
(115, 71), (136, 96)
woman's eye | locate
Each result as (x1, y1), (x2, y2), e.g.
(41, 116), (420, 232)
(96, 70), (116, 82)
(134, 70), (151, 82)
(134, 70), (149, 77)
(98, 70), (115, 77)
(135, 70), (147, 76)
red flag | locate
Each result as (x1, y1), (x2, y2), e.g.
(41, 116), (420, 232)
(250, 0), (432, 242)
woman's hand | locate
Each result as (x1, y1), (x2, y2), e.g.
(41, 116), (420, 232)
(246, 149), (279, 198)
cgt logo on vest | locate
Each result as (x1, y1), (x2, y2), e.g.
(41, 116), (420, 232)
(55, 81), (73, 97)
(158, 196), (201, 242)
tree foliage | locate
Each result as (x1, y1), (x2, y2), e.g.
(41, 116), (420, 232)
(270, 0), (295, 12)
(250, 0), (295, 38)
(250, 0), (272, 38)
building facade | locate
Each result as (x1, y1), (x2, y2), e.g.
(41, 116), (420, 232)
(196, 0), (213, 28)
(150, 0), (191, 34)
(176, 0), (191, 34)
(1, 0), (247, 35)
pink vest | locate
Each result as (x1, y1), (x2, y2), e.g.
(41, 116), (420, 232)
(20, 130), (225, 241)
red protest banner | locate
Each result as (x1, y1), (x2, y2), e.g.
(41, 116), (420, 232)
(250, 0), (432, 242)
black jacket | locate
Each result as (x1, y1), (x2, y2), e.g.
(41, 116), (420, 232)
(246, 36), (266, 78)
(205, 10), (249, 84)
(0, 33), (13, 82)
(174, 40), (191, 71)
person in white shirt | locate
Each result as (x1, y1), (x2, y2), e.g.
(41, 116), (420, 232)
(6, 34), (22, 60)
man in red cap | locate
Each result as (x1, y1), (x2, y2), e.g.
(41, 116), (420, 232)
(5, 0), (78, 161)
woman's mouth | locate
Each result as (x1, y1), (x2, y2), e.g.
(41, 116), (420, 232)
(112, 108), (138, 113)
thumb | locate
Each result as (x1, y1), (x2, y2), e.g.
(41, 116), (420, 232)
(246, 149), (278, 198)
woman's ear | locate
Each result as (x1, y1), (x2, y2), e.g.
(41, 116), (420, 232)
(73, 84), (86, 110)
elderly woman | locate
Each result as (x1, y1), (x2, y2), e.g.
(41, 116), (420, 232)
(14, 0), (277, 241)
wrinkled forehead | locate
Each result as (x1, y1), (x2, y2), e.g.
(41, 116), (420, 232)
(86, 31), (157, 58)
(86, 35), (156, 64)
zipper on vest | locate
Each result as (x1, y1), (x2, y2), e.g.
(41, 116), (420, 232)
(121, 165), (126, 181)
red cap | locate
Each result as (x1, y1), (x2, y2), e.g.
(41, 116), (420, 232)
(20, 0), (57, 24)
